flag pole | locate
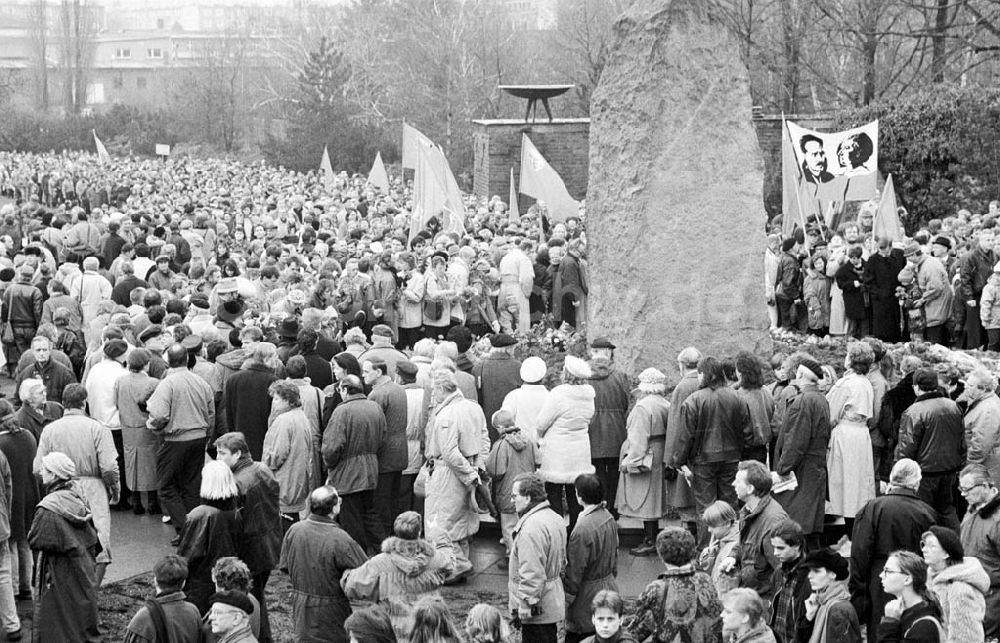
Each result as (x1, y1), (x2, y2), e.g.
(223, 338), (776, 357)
(783, 116), (811, 251)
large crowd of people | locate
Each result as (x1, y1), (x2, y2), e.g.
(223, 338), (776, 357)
(0, 148), (996, 643)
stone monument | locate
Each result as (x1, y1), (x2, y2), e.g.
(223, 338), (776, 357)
(587, 0), (770, 373)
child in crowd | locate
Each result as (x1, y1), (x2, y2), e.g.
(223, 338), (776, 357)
(895, 266), (924, 341)
(696, 500), (740, 597)
(580, 590), (637, 643)
(485, 409), (538, 569)
(465, 603), (511, 643)
(498, 294), (520, 334)
(980, 261), (1000, 351)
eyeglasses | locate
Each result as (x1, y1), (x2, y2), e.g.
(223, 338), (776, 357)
(959, 482), (987, 494)
(880, 568), (908, 576)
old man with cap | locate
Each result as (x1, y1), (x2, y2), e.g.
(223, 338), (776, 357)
(799, 548), (861, 643)
(500, 356), (550, 444)
(850, 459), (936, 636)
(536, 355), (596, 530)
(895, 367), (964, 530)
(86, 338), (131, 510)
(29, 452), (101, 643)
(903, 240), (952, 345)
(588, 337), (630, 519)
(662, 347), (701, 531)
(617, 367), (671, 556)
(473, 333), (522, 442)
(33, 384), (119, 586)
(209, 590), (257, 642)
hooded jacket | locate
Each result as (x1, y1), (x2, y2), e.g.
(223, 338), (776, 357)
(486, 430), (538, 515)
(928, 557), (989, 643)
(342, 535), (456, 643)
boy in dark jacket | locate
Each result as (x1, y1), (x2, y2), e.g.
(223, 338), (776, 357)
(485, 410), (537, 567)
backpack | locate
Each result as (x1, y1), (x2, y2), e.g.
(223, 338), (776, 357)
(55, 327), (86, 376)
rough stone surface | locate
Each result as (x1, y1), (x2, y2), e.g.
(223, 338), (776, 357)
(587, 0), (770, 373)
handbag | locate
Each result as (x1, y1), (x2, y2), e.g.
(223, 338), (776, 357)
(423, 299), (443, 320)
(414, 462), (431, 498)
(1, 322), (12, 345)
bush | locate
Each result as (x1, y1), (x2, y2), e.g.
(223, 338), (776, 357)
(834, 85), (1000, 225)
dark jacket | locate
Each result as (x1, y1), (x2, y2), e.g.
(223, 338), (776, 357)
(773, 384), (830, 535)
(895, 392), (964, 473)
(110, 275), (147, 307)
(737, 495), (789, 603)
(776, 251), (802, 300)
(323, 394), (385, 495)
(587, 358), (630, 459)
(850, 488), (937, 632)
(876, 600), (943, 643)
(835, 260), (867, 320)
(222, 363), (277, 460)
(123, 590), (204, 643)
(4, 281), (42, 327)
(0, 427), (38, 542)
(960, 245), (997, 302)
(674, 386), (753, 466)
(368, 379), (409, 473)
(231, 456), (282, 575)
(472, 352), (522, 442)
(565, 504), (619, 633)
(769, 555), (810, 643)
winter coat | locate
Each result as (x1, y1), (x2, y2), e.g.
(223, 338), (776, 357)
(509, 501), (567, 625)
(231, 457), (282, 575)
(664, 372), (699, 515)
(472, 352), (522, 443)
(739, 386), (775, 453)
(222, 363), (277, 460)
(770, 555), (810, 643)
(850, 489), (937, 634)
(876, 600), (944, 643)
(776, 251), (802, 300)
(588, 359), (630, 459)
(965, 392), (1000, 484)
(895, 392), (964, 473)
(565, 503), (619, 634)
(537, 383), (596, 483)
(123, 590), (203, 643)
(835, 260), (867, 321)
(0, 427), (38, 541)
(323, 394), (385, 495)
(732, 624), (777, 643)
(424, 391), (489, 543)
(263, 407), (314, 514)
(616, 393), (670, 520)
(803, 272), (831, 330)
(398, 271), (426, 329)
(796, 582), (861, 643)
(624, 565), (723, 643)
(960, 245), (997, 302)
(486, 430), (538, 515)
(928, 557), (989, 643)
(914, 255), (954, 327)
(696, 523), (739, 598)
(981, 280), (1000, 329)
(369, 379), (409, 473)
(673, 386), (753, 467)
(773, 383), (830, 534)
(342, 535), (456, 643)
(501, 384), (550, 444)
(737, 495), (789, 603)
(960, 492), (1000, 638)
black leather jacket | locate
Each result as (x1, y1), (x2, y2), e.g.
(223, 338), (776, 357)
(895, 391), (964, 473)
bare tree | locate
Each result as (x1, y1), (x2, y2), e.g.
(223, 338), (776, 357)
(28, 0), (50, 111)
(57, 0), (97, 114)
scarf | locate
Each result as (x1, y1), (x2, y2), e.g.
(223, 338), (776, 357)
(809, 581), (851, 643)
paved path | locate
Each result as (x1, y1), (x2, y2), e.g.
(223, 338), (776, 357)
(105, 510), (663, 596)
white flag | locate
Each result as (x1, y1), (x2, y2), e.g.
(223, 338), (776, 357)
(368, 152), (390, 193)
(509, 167), (520, 222)
(93, 130), (110, 165)
(519, 134), (579, 221)
(320, 145), (334, 190)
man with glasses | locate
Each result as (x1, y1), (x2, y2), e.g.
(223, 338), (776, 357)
(208, 590), (256, 642)
(959, 463), (1000, 641)
(849, 458), (936, 638)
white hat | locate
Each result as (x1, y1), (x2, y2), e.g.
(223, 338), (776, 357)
(637, 367), (667, 393)
(564, 355), (592, 379)
(520, 356), (547, 383)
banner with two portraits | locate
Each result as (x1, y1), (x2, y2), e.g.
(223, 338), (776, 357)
(782, 120), (878, 231)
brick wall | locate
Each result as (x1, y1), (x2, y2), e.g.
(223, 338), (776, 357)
(471, 114), (835, 219)
(472, 118), (589, 211)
